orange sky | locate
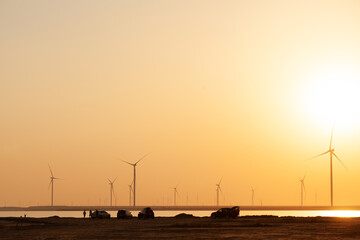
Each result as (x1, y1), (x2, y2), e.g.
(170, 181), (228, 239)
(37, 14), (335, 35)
(1, 0), (360, 207)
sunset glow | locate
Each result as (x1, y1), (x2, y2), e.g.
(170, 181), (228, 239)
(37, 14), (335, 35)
(1, 0), (360, 209)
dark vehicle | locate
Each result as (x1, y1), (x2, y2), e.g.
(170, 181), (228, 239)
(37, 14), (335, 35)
(138, 207), (155, 219)
(117, 209), (132, 219)
(211, 206), (239, 219)
(90, 210), (111, 219)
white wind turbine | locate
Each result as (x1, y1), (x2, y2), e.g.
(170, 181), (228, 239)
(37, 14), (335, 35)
(108, 177), (117, 206)
(308, 128), (347, 207)
(216, 177), (222, 207)
(173, 184), (179, 206)
(299, 175), (306, 206)
(48, 165), (62, 207)
(116, 153), (150, 206)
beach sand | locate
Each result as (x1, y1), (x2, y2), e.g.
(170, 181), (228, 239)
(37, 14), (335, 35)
(1, 215), (360, 239)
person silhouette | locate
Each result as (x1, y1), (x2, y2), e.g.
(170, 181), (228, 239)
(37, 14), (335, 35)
(89, 210), (92, 218)
(83, 210), (86, 218)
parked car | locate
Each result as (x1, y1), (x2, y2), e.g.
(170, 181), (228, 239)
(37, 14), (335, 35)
(138, 207), (154, 219)
(117, 209), (132, 219)
(90, 210), (111, 219)
(211, 206), (239, 219)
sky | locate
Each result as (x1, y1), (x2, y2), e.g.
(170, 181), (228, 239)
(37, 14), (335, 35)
(1, 0), (360, 207)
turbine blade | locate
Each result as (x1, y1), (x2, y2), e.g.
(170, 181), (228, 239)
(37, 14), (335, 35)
(48, 180), (52, 190)
(307, 151), (330, 160)
(53, 177), (64, 180)
(330, 127), (334, 150)
(218, 177), (223, 185)
(332, 152), (348, 171)
(122, 159), (134, 166)
(114, 156), (134, 166)
(135, 152), (151, 165)
(48, 164), (54, 178)
(113, 176), (118, 183)
(107, 178), (111, 183)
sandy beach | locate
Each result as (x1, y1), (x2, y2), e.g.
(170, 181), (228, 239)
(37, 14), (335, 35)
(1, 216), (360, 239)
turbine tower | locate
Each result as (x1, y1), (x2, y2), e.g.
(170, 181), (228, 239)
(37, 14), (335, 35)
(48, 165), (62, 207)
(299, 175), (306, 206)
(251, 187), (255, 206)
(173, 184), (179, 206)
(308, 128), (347, 207)
(116, 153), (150, 206)
(108, 177), (117, 206)
(216, 177), (222, 207)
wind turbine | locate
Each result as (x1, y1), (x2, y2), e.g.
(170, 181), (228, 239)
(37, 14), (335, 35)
(251, 187), (255, 206)
(128, 183), (133, 206)
(308, 128), (347, 207)
(173, 184), (179, 206)
(215, 177), (222, 207)
(299, 175), (306, 206)
(116, 153), (150, 206)
(48, 165), (62, 207)
(108, 177), (117, 206)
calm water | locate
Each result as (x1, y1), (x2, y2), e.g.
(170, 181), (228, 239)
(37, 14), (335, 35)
(1, 210), (360, 218)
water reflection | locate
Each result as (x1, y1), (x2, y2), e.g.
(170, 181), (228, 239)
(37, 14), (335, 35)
(1, 210), (360, 218)
(319, 211), (360, 217)
(242, 210), (360, 217)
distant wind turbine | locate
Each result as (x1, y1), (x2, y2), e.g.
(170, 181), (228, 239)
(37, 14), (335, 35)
(308, 128), (347, 207)
(216, 177), (222, 207)
(108, 177), (117, 206)
(299, 175), (306, 206)
(173, 184), (179, 206)
(48, 164), (62, 207)
(116, 153), (151, 206)
(251, 187), (255, 206)
(128, 183), (133, 206)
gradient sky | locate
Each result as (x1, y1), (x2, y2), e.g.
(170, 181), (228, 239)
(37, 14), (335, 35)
(1, 0), (360, 207)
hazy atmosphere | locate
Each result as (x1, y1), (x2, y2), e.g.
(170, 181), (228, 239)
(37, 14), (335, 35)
(2, 0), (360, 207)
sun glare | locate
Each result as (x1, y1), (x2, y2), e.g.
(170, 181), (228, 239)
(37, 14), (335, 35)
(304, 65), (360, 130)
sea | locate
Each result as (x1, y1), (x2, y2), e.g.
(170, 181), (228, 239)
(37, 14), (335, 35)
(1, 210), (360, 218)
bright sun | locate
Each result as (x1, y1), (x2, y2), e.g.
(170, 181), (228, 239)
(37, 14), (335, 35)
(304, 65), (360, 130)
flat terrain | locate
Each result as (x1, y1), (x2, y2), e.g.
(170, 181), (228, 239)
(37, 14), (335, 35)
(1, 216), (360, 239)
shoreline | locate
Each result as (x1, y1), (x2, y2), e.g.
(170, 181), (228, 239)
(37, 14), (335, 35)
(2, 205), (360, 211)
